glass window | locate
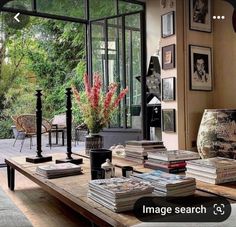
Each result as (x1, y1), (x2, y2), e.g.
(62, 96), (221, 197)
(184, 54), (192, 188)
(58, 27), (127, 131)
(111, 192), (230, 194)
(37, 0), (85, 19)
(4, 0), (32, 10)
(90, 12), (142, 129)
(91, 20), (105, 83)
(119, 1), (143, 14)
(89, 0), (117, 20)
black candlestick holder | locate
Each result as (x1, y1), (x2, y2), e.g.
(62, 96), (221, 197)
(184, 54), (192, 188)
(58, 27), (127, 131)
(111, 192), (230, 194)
(56, 88), (83, 165)
(26, 90), (52, 163)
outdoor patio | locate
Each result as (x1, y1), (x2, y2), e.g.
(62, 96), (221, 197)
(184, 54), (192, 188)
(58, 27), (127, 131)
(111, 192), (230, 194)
(0, 135), (85, 166)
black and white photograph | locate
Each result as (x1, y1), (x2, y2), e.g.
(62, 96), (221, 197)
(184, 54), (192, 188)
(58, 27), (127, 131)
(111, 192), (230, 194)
(162, 77), (175, 101)
(161, 11), (175, 38)
(162, 44), (175, 70)
(190, 45), (212, 91)
(189, 0), (211, 32)
(162, 109), (176, 132)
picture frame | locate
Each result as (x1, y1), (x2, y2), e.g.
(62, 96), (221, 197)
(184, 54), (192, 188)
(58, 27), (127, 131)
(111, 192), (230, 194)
(189, 45), (212, 91)
(162, 109), (176, 132)
(162, 44), (175, 70)
(161, 11), (175, 38)
(162, 77), (175, 101)
(189, 0), (212, 32)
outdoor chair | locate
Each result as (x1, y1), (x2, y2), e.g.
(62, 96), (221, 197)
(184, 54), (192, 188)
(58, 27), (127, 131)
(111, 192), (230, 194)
(49, 114), (67, 147)
(11, 115), (25, 147)
(16, 114), (51, 152)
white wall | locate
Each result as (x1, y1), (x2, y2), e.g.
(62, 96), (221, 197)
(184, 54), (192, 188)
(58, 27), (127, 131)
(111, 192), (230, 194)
(146, 0), (161, 65)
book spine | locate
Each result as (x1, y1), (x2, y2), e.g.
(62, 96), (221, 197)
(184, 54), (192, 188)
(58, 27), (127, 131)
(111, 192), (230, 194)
(126, 142), (164, 146)
(186, 173), (215, 184)
(187, 164), (236, 173)
(217, 171), (236, 179)
(143, 163), (186, 173)
(147, 159), (186, 165)
(145, 161), (186, 168)
(216, 175), (236, 184)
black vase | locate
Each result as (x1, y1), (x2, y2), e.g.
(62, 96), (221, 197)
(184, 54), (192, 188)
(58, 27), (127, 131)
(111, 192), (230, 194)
(85, 134), (103, 155)
(90, 149), (112, 180)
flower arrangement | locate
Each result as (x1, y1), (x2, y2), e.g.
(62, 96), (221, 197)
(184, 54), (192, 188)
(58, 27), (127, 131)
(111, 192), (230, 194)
(72, 73), (128, 134)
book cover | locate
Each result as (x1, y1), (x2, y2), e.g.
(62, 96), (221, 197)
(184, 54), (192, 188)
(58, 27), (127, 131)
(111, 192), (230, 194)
(187, 167), (236, 180)
(187, 157), (236, 172)
(125, 145), (166, 150)
(148, 150), (200, 161)
(132, 170), (195, 188)
(126, 140), (163, 146)
(89, 178), (154, 198)
(186, 172), (236, 184)
(145, 160), (186, 168)
(144, 163), (186, 173)
(36, 163), (81, 173)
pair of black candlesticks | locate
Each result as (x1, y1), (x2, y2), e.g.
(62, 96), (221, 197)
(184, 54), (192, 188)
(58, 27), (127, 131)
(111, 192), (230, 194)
(26, 88), (82, 164)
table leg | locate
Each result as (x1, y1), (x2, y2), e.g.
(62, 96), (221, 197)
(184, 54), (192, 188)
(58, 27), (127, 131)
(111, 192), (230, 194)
(49, 131), (52, 148)
(62, 130), (65, 146)
(56, 130), (58, 144)
(7, 164), (10, 188)
(91, 221), (99, 227)
(10, 167), (15, 191)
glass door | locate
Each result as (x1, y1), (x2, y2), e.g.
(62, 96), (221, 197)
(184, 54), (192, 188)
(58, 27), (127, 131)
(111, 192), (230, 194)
(90, 12), (143, 130)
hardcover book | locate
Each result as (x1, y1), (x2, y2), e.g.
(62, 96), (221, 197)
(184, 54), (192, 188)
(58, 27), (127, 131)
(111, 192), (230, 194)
(36, 163), (82, 178)
(186, 157), (236, 173)
(126, 140), (163, 146)
(132, 170), (195, 188)
(148, 150), (200, 161)
(89, 177), (154, 198)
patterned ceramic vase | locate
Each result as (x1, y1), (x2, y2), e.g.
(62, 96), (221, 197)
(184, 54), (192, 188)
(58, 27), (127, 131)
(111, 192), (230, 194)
(197, 109), (236, 159)
(85, 133), (103, 155)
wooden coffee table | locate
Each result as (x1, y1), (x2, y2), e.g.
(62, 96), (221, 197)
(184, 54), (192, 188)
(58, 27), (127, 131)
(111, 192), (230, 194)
(5, 153), (145, 227)
(5, 153), (236, 226)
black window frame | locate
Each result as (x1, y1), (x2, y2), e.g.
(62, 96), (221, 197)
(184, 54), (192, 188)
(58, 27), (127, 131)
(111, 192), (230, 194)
(1, 0), (147, 139)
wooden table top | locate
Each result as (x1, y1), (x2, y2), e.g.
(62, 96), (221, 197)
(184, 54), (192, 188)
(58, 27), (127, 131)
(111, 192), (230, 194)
(5, 153), (144, 227)
(5, 152), (236, 227)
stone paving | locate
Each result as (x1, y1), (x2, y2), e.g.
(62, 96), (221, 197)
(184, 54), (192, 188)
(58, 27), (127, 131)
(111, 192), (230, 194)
(0, 135), (85, 165)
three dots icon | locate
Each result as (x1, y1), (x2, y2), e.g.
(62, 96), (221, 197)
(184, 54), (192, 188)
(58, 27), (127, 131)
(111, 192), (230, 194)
(213, 16), (225, 20)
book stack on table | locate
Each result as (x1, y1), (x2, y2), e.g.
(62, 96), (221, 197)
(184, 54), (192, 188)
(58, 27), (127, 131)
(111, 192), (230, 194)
(132, 170), (196, 196)
(145, 150), (200, 173)
(88, 177), (154, 212)
(124, 140), (166, 164)
(36, 163), (83, 179)
(186, 157), (236, 184)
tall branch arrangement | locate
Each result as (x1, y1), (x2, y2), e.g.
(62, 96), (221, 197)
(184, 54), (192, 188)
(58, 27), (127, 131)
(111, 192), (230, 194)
(72, 73), (128, 133)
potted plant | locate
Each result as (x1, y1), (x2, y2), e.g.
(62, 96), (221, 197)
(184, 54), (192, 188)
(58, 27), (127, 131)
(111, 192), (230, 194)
(72, 73), (128, 155)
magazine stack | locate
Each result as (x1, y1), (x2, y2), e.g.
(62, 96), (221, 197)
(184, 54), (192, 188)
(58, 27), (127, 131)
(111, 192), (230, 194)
(88, 177), (154, 212)
(145, 150), (200, 173)
(186, 157), (236, 184)
(36, 163), (82, 179)
(132, 170), (196, 196)
(124, 140), (166, 163)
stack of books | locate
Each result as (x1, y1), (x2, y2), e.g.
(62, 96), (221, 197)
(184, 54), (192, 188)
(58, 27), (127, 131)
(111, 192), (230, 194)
(125, 140), (166, 163)
(132, 170), (196, 196)
(145, 150), (200, 173)
(36, 163), (82, 179)
(88, 177), (154, 212)
(186, 157), (236, 184)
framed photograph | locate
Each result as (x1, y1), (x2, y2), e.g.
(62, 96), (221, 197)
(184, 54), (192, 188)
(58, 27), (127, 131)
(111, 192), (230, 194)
(162, 44), (175, 70)
(189, 45), (212, 91)
(162, 109), (176, 132)
(161, 11), (175, 38)
(189, 0), (212, 32)
(162, 77), (175, 101)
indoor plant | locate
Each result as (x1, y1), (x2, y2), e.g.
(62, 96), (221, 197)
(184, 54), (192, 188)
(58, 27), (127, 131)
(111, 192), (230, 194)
(72, 73), (128, 154)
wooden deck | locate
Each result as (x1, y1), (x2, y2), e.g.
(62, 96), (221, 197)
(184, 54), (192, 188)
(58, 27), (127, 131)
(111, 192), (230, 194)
(0, 135), (85, 165)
